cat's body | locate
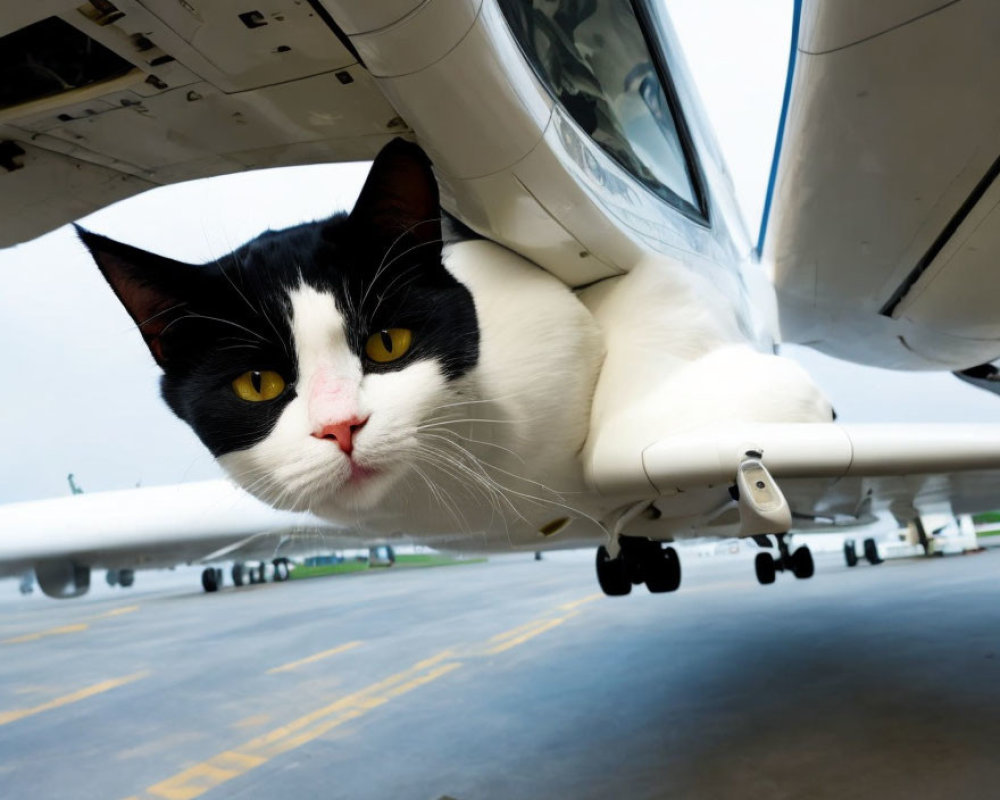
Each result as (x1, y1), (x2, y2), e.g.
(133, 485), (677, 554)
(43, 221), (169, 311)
(80, 139), (831, 551)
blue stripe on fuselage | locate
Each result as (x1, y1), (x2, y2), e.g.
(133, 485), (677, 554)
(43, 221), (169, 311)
(755, 0), (803, 257)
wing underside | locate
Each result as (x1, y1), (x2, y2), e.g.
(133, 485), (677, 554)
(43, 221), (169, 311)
(586, 422), (1000, 536)
(764, 0), (1000, 372)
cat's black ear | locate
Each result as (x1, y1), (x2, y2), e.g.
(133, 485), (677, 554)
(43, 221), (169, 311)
(76, 226), (196, 368)
(347, 138), (442, 263)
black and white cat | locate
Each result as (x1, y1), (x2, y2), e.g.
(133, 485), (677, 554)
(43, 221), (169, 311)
(79, 140), (606, 546)
(80, 139), (831, 548)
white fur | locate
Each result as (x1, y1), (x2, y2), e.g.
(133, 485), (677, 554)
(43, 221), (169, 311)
(579, 255), (832, 483)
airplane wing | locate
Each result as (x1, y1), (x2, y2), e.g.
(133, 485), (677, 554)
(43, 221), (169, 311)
(0, 1), (402, 246)
(0, 481), (378, 597)
(585, 421), (1000, 543)
(762, 0), (1000, 374)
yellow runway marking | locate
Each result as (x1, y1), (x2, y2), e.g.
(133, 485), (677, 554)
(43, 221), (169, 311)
(128, 594), (597, 800)
(2, 604), (140, 645)
(558, 593), (603, 612)
(487, 618), (551, 645)
(483, 616), (571, 655)
(3, 623), (89, 645)
(266, 641), (362, 674)
(138, 654), (461, 800)
(97, 605), (141, 619)
(0, 671), (149, 727)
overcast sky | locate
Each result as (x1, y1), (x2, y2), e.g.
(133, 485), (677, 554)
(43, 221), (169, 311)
(1, 0), (997, 504)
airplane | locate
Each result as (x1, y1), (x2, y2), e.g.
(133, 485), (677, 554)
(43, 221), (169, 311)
(1, 0), (999, 598)
(0, 479), (373, 598)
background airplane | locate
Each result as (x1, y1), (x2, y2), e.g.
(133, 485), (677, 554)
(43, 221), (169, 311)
(0, 479), (372, 597)
(1, 0), (999, 598)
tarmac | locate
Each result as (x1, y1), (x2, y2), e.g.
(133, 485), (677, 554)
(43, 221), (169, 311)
(2, 544), (1000, 799)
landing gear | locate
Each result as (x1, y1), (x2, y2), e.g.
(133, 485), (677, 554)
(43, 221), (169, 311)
(272, 558), (290, 582)
(118, 569), (134, 588)
(106, 569), (119, 587)
(246, 562), (267, 584)
(232, 562), (245, 587)
(754, 552), (776, 584)
(642, 542), (682, 593)
(863, 537), (883, 565)
(844, 539), (859, 567)
(596, 545), (630, 596)
(754, 534), (814, 585)
(595, 537), (681, 597)
(201, 567), (223, 593)
(790, 545), (815, 578)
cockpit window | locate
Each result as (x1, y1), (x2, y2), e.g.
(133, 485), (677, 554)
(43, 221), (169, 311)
(498, 0), (705, 219)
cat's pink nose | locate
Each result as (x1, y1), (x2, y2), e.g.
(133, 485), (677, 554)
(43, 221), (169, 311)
(312, 416), (368, 456)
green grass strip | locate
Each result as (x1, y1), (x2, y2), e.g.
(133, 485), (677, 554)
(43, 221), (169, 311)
(289, 554), (485, 581)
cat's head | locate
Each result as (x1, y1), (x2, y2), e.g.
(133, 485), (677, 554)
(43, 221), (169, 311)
(79, 139), (480, 517)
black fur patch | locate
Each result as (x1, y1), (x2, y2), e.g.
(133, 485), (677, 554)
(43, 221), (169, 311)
(79, 139), (480, 457)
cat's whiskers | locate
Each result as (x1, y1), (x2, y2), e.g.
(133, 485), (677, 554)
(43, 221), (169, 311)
(419, 446), (527, 534)
(410, 449), (501, 532)
(418, 417), (522, 428)
(408, 462), (471, 533)
(216, 343), (266, 353)
(159, 312), (268, 343)
(359, 217), (444, 312)
(218, 258), (259, 317)
(223, 254), (291, 358)
(136, 302), (188, 331)
(420, 431), (604, 531)
(426, 391), (534, 415)
(363, 262), (424, 321)
(420, 424), (525, 464)
(416, 434), (528, 524)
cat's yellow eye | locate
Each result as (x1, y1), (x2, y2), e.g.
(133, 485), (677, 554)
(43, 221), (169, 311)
(232, 370), (285, 402)
(365, 328), (412, 363)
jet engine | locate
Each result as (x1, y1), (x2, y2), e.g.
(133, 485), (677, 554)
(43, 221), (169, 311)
(34, 559), (91, 598)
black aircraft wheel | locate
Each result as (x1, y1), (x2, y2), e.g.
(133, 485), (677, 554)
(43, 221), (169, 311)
(754, 552), (777, 586)
(596, 546), (631, 596)
(844, 539), (858, 567)
(119, 569), (135, 588)
(273, 559), (290, 582)
(201, 567), (219, 593)
(791, 546), (814, 579)
(232, 563), (245, 587)
(863, 537), (883, 565)
(645, 545), (682, 593)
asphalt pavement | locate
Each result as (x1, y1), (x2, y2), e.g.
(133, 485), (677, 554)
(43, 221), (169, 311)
(2, 544), (1000, 799)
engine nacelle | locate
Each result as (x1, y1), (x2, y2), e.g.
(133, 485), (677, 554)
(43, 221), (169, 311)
(35, 559), (91, 599)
